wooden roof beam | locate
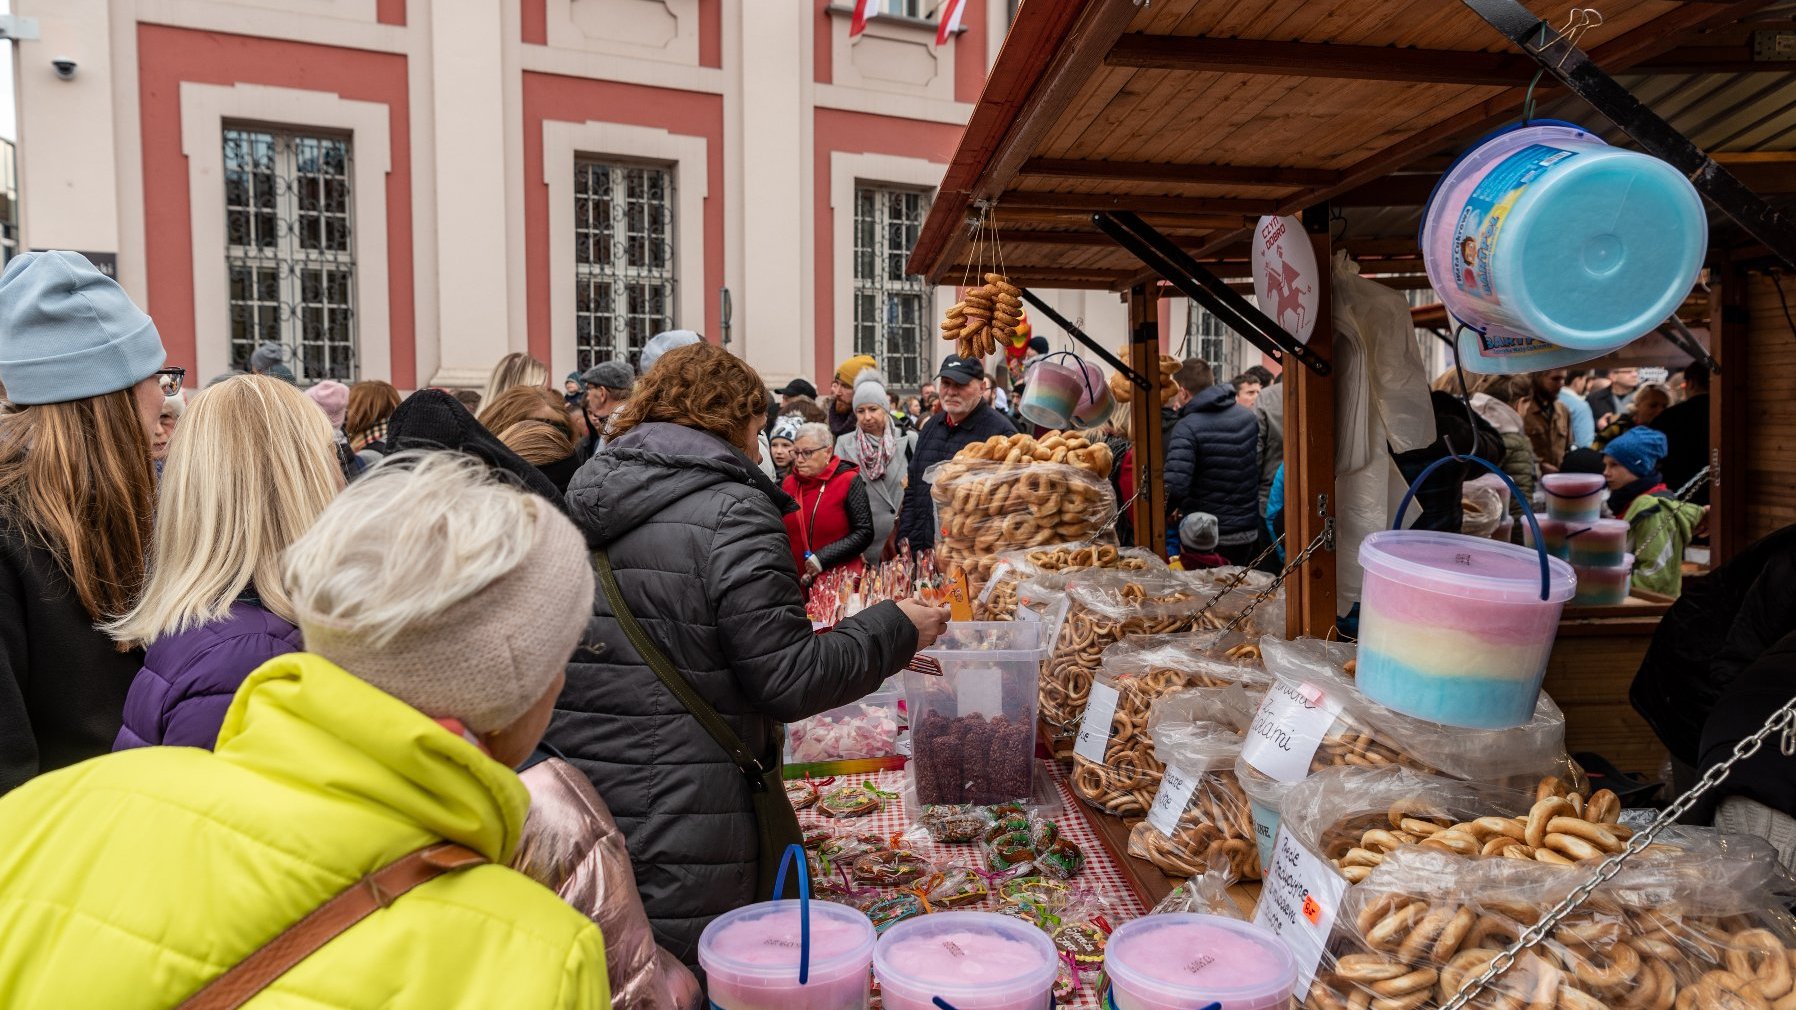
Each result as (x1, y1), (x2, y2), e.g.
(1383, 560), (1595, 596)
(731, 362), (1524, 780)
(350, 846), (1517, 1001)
(1106, 34), (1539, 86)
(999, 191), (1278, 215)
(993, 207), (1245, 230)
(1018, 157), (1341, 188)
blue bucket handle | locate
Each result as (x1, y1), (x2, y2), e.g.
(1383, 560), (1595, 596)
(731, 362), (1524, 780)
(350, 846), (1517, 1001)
(1097, 989), (1219, 1010)
(771, 842), (812, 985)
(1391, 453), (1552, 602)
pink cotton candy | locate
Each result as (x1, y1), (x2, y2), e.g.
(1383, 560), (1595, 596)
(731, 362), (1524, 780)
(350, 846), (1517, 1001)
(1105, 915), (1296, 1010)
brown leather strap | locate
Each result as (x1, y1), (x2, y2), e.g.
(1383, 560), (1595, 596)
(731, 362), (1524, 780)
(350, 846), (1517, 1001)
(174, 842), (488, 1010)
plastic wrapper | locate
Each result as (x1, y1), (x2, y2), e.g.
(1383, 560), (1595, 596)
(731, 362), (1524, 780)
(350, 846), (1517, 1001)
(783, 680), (900, 763)
(973, 542), (1163, 621)
(1127, 722), (1262, 881)
(930, 446), (1118, 585)
(1070, 630), (1270, 816)
(1237, 637), (1584, 862)
(1302, 831), (1796, 1010)
(1150, 862), (1247, 920)
(1042, 570), (1235, 730)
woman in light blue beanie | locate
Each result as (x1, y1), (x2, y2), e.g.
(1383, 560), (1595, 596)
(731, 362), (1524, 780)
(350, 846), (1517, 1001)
(0, 250), (172, 794)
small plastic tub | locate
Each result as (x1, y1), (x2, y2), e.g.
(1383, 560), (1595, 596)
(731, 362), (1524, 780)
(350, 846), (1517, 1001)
(700, 900), (876, 1010)
(1421, 121), (1706, 351)
(1565, 518), (1629, 568)
(1357, 530), (1576, 729)
(1068, 356), (1115, 427)
(1573, 554), (1635, 606)
(1104, 914), (1297, 1010)
(874, 911), (1058, 1010)
(1018, 359), (1083, 429)
(1542, 473), (1606, 523)
(1520, 516), (1570, 560)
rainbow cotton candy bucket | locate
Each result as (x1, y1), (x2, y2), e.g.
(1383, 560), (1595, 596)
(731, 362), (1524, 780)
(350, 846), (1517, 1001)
(1018, 359), (1083, 429)
(1421, 121), (1706, 352)
(1542, 472), (1605, 524)
(1357, 530), (1575, 729)
(1069, 357), (1114, 427)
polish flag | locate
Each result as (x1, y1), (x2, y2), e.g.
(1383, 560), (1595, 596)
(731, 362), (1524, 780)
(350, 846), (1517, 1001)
(850, 0), (876, 37)
(935, 0), (968, 46)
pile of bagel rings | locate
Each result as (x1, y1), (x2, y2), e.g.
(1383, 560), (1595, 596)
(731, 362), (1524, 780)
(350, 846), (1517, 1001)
(930, 432), (1117, 586)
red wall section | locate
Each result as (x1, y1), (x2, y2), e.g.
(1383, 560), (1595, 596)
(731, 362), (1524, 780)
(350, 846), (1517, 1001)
(699, 0), (722, 69)
(137, 24), (416, 386)
(813, 0), (832, 84)
(522, 0), (547, 45)
(521, 72), (725, 363)
(812, 108), (964, 384)
(953, 0), (987, 104)
(377, 0), (405, 26)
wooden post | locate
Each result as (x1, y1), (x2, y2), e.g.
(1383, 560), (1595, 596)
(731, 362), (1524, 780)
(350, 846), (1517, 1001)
(1128, 284), (1167, 557)
(1709, 265), (1747, 564)
(1284, 206), (1337, 638)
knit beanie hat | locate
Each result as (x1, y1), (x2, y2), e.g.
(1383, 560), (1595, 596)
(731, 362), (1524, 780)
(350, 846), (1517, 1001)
(248, 341), (285, 374)
(852, 368), (888, 410)
(296, 490), (593, 735)
(640, 329), (703, 374)
(305, 379), (350, 430)
(1560, 447), (1605, 475)
(386, 389), (566, 508)
(1180, 512), (1220, 551)
(1603, 425), (1668, 479)
(771, 414), (801, 443)
(0, 251), (167, 405)
(836, 353), (877, 387)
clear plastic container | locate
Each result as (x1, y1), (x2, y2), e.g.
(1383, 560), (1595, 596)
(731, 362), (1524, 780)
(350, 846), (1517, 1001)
(784, 678), (901, 765)
(1519, 516), (1570, 560)
(1542, 472), (1606, 523)
(699, 900), (876, 1010)
(874, 911), (1058, 1010)
(1565, 517), (1629, 568)
(1573, 553), (1635, 606)
(1421, 121), (1705, 351)
(908, 620), (1049, 806)
(1356, 530), (1575, 729)
(1104, 914), (1297, 1010)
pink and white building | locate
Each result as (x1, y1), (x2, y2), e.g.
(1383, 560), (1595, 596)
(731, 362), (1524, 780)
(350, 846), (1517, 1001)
(8, 0), (1139, 392)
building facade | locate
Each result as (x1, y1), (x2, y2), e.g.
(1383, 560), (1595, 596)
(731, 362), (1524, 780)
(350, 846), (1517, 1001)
(9, 0), (1139, 391)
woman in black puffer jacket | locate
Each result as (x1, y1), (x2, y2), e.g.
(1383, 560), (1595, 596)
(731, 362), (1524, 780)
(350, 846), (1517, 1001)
(549, 342), (947, 969)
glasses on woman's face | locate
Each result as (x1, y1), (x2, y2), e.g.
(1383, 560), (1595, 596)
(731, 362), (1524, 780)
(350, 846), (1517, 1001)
(792, 445), (826, 461)
(156, 367), (186, 397)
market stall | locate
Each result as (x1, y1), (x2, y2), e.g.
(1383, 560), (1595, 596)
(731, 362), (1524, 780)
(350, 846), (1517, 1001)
(703, 3), (1796, 1009)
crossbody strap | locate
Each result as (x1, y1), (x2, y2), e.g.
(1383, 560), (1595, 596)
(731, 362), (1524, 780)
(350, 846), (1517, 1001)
(175, 843), (486, 1010)
(591, 549), (770, 787)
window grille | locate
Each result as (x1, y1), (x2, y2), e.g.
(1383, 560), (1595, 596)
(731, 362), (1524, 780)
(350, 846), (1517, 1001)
(224, 127), (356, 381)
(1184, 298), (1258, 381)
(852, 184), (932, 392)
(575, 160), (676, 372)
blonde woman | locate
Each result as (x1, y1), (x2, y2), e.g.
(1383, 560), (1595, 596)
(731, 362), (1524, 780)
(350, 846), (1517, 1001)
(483, 350), (551, 407)
(109, 375), (341, 750)
(500, 419), (581, 494)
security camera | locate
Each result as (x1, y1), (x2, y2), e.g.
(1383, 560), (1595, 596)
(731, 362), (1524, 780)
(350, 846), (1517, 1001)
(51, 57), (76, 80)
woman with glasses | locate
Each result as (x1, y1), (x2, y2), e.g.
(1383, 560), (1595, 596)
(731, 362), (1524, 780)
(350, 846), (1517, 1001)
(109, 375), (341, 750)
(0, 251), (172, 793)
(781, 422), (874, 586)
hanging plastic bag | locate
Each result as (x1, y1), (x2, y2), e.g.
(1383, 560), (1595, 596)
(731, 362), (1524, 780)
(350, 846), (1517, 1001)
(974, 542), (1164, 621)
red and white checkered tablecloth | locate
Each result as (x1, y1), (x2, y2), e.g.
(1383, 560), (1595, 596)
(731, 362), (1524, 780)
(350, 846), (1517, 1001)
(796, 759), (1147, 1009)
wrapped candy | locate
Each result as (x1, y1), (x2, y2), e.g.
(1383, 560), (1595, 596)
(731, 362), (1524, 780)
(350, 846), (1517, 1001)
(785, 701), (900, 763)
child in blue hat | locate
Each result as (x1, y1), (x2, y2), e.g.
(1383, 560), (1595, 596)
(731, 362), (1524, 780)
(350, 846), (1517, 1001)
(1602, 426), (1705, 597)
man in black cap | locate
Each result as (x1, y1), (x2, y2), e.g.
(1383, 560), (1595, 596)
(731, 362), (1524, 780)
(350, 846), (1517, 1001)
(774, 377), (819, 413)
(898, 354), (1017, 553)
(580, 360), (634, 455)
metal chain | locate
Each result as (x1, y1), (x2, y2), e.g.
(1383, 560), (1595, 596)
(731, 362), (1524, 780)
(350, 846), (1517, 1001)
(1673, 465), (1712, 502)
(1438, 692), (1796, 1010)
(1221, 525), (1329, 635)
(1186, 533), (1286, 627)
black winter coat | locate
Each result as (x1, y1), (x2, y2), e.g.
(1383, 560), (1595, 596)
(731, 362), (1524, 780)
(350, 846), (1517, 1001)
(898, 401), (1017, 550)
(1164, 384), (1261, 537)
(550, 421), (916, 966)
(1697, 627), (1796, 821)
(0, 521), (143, 795)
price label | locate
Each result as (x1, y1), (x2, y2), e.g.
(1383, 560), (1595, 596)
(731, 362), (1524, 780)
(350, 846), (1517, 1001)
(1146, 763), (1200, 836)
(1253, 826), (1348, 991)
(1240, 679), (1343, 783)
(1073, 682), (1121, 763)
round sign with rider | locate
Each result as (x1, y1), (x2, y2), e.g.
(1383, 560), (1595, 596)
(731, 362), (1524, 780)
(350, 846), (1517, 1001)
(1251, 215), (1319, 346)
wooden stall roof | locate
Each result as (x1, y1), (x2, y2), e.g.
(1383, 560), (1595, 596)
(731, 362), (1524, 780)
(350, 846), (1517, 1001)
(908, 0), (1795, 290)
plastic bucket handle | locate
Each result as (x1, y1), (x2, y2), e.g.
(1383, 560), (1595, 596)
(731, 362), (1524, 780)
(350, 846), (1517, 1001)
(1096, 990), (1220, 1010)
(771, 842), (813, 985)
(1035, 350), (1100, 404)
(1390, 453), (1552, 602)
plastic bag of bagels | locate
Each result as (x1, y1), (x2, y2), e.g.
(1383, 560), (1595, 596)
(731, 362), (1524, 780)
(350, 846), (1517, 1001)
(1236, 637), (1583, 867)
(973, 541), (1163, 621)
(1127, 722), (1262, 882)
(929, 457), (1117, 587)
(1070, 630), (1270, 816)
(1302, 830), (1796, 1010)
(1041, 570), (1223, 731)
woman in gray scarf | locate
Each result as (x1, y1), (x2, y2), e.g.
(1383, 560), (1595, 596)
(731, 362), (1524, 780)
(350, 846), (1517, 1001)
(832, 369), (915, 565)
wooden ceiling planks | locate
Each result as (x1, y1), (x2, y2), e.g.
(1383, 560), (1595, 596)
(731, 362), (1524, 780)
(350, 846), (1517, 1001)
(908, 0), (1778, 287)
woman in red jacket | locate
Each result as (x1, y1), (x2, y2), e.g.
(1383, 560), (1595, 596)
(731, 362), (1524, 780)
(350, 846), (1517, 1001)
(782, 422), (873, 586)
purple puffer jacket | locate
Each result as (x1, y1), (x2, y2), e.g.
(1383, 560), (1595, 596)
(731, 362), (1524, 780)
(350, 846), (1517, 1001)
(113, 602), (304, 751)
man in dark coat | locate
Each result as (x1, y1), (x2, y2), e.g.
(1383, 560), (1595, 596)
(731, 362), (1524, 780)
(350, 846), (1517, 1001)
(552, 419), (925, 968)
(898, 354), (1018, 552)
(1163, 358), (1260, 565)
(1649, 359), (1710, 504)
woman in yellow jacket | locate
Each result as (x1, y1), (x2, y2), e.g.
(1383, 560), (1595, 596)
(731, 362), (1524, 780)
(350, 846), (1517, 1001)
(0, 453), (610, 1009)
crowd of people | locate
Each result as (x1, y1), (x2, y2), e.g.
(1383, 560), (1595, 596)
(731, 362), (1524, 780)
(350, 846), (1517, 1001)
(0, 247), (1732, 1007)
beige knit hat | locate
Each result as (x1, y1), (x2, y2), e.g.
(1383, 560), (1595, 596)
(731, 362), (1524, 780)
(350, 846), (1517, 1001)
(286, 454), (594, 734)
